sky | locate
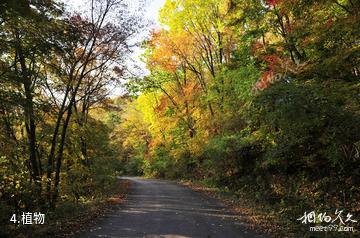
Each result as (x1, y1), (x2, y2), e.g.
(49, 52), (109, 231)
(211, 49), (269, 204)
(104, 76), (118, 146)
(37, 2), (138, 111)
(64, 0), (165, 25)
(63, 0), (166, 95)
(145, 0), (166, 24)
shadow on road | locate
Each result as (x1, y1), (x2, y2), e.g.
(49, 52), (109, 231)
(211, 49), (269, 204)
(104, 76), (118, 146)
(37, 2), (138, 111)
(80, 177), (269, 238)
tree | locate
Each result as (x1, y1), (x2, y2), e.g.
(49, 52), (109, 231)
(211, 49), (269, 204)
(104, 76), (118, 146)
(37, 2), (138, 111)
(45, 0), (143, 205)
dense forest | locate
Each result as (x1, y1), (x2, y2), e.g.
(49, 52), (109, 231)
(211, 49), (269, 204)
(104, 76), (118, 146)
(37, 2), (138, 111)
(0, 0), (144, 236)
(1, 0), (360, 237)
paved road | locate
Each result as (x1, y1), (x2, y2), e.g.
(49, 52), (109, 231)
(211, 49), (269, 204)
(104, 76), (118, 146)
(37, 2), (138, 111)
(79, 177), (269, 238)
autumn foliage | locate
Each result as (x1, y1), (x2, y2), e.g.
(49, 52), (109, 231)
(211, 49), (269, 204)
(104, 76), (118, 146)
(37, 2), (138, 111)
(120, 0), (360, 237)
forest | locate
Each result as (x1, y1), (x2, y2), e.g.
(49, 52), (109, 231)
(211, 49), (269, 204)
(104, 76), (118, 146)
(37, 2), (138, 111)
(1, 0), (360, 237)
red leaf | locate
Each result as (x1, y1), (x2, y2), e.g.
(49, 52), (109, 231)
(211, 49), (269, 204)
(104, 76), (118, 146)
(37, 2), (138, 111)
(265, 0), (282, 6)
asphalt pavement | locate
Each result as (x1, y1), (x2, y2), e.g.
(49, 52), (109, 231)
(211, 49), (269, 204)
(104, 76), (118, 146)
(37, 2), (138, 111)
(79, 177), (269, 238)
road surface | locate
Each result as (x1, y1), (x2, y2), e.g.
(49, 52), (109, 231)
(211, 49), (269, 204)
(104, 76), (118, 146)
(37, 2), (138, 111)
(79, 177), (269, 238)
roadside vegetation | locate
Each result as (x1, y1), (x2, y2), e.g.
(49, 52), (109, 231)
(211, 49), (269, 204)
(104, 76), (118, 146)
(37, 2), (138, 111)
(0, 0), (141, 237)
(117, 0), (360, 237)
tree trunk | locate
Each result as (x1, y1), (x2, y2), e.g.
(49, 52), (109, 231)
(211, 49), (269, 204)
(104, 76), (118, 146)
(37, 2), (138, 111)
(15, 31), (41, 186)
(52, 99), (74, 205)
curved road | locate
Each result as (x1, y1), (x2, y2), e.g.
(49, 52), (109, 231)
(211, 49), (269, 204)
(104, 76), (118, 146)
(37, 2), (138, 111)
(80, 177), (269, 238)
